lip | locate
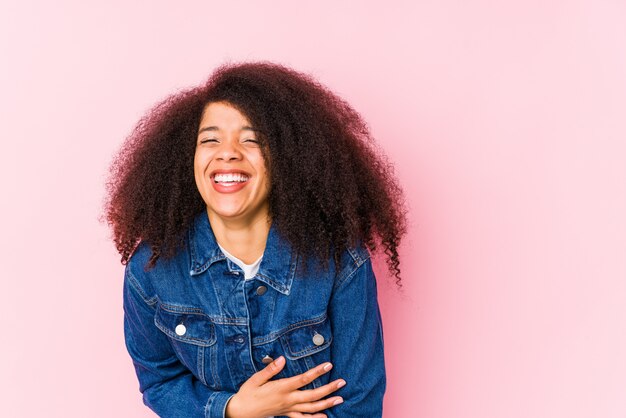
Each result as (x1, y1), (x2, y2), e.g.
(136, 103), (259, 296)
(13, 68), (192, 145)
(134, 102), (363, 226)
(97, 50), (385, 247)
(209, 169), (251, 194)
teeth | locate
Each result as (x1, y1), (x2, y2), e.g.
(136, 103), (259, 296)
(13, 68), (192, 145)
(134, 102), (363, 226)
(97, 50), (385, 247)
(213, 173), (249, 183)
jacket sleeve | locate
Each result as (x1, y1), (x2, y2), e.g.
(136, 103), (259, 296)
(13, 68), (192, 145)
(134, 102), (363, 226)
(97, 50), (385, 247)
(325, 254), (387, 417)
(123, 266), (236, 418)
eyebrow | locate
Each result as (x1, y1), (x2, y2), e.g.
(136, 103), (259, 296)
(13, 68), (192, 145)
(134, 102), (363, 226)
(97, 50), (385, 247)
(197, 125), (259, 135)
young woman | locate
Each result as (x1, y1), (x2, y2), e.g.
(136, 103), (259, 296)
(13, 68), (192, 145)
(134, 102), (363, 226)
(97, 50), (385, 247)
(105, 61), (407, 418)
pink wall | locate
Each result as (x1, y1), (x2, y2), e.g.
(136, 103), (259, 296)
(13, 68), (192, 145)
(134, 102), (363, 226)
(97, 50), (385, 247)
(1, 1), (625, 417)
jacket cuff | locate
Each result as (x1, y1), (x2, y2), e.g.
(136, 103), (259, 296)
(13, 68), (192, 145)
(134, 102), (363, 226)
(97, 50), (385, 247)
(205, 391), (236, 418)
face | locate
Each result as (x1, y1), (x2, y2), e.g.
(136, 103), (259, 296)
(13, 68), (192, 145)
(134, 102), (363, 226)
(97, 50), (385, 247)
(194, 101), (270, 225)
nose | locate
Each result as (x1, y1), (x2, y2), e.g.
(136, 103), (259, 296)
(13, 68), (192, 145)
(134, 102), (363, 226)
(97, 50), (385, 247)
(216, 139), (243, 161)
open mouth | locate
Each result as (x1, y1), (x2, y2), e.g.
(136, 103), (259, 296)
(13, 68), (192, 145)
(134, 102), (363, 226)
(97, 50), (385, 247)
(212, 172), (250, 187)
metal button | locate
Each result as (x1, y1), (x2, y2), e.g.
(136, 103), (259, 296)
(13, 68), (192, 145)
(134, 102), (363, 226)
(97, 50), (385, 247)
(256, 285), (268, 296)
(234, 335), (245, 343)
(312, 332), (325, 346)
(175, 324), (187, 336)
(262, 355), (274, 364)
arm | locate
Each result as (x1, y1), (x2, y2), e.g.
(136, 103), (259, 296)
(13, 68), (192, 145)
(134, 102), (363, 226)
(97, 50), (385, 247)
(123, 267), (236, 418)
(325, 255), (387, 417)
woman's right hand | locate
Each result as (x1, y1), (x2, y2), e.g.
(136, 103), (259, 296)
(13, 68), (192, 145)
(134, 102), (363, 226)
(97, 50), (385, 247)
(225, 355), (346, 418)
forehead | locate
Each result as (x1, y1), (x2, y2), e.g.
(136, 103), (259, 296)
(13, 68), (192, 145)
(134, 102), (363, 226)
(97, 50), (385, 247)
(200, 101), (251, 125)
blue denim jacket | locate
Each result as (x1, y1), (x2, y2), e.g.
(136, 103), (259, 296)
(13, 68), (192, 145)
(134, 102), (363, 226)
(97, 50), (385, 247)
(123, 210), (386, 417)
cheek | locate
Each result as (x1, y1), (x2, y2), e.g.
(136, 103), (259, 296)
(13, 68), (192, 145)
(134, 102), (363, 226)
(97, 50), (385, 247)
(259, 174), (271, 198)
(193, 156), (212, 196)
(194, 152), (211, 178)
(257, 167), (270, 191)
(251, 154), (269, 178)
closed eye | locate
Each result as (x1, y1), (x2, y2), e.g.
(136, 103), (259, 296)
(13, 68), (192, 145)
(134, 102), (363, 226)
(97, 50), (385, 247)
(200, 138), (219, 144)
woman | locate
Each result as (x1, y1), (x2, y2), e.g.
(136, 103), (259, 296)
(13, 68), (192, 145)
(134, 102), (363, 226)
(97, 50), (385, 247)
(105, 61), (407, 418)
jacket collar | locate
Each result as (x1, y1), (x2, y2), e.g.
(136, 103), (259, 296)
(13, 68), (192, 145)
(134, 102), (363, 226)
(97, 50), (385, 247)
(188, 209), (297, 295)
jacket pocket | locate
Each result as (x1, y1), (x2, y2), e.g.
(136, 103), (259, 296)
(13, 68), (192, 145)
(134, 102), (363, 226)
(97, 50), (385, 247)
(154, 303), (220, 389)
(275, 313), (334, 390)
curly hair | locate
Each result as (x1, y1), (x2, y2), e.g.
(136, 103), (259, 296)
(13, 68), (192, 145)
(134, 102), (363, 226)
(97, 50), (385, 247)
(103, 61), (408, 287)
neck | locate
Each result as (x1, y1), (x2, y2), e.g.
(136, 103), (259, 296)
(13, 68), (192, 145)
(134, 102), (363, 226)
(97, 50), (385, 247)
(206, 207), (271, 264)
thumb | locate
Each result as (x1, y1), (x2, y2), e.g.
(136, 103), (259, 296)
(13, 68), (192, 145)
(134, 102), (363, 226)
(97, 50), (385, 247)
(249, 356), (286, 386)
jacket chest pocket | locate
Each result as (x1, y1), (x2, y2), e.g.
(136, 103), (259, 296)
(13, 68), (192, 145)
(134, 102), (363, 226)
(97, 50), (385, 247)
(254, 314), (333, 391)
(154, 303), (220, 389)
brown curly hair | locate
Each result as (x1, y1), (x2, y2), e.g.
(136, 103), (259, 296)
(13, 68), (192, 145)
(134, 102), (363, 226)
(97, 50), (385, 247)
(103, 61), (408, 287)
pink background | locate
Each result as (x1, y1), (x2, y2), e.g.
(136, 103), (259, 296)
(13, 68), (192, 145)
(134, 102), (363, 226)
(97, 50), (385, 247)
(1, 1), (625, 417)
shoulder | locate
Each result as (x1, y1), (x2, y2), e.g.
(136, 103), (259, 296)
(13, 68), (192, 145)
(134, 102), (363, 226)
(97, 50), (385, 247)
(123, 241), (157, 303)
(345, 242), (371, 267)
(126, 240), (154, 272)
(333, 241), (372, 290)
(124, 238), (192, 302)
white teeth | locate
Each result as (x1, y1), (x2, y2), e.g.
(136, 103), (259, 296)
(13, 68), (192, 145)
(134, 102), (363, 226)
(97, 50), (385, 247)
(213, 173), (249, 183)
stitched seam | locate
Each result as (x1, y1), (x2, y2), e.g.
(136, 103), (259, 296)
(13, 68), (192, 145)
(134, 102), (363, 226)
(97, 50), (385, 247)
(286, 251), (299, 294)
(347, 244), (371, 266)
(252, 312), (328, 345)
(205, 391), (218, 418)
(188, 227), (197, 270)
(189, 223), (227, 275)
(197, 345), (206, 386)
(283, 333), (333, 358)
(242, 279), (259, 375)
(154, 304), (217, 347)
(256, 273), (288, 294)
(159, 303), (208, 315)
(211, 343), (221, 390)
(334, 247), (370, 291)
(157, 304), (247, 324)
(211, 316), (248, 325)
(333, 259), (363, 292)
(347, 246), (363, 265)
(153, 319), (216, 347)
(126, 269), (157, 306)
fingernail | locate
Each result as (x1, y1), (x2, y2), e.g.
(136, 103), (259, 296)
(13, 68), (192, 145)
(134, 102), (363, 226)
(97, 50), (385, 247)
(333, 397), (343, 406)
(323, 362), (333, 371)
(337, 380), (346, 388)
(275, 356), (285, 366)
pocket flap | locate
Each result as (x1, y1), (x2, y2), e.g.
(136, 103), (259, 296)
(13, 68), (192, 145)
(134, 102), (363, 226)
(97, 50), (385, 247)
(154, 303), (216, 347)
(280, 315), (332, 359)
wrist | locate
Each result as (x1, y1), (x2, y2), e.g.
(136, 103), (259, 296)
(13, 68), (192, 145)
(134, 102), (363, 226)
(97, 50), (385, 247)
(225, 393), (241, 418)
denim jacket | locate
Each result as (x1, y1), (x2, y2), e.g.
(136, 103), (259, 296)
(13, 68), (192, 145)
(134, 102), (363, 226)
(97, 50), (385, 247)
(123, 210), (386, 418)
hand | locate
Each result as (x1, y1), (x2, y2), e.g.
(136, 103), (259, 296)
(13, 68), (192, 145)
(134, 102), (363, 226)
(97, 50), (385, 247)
(225, 355), (346, 418)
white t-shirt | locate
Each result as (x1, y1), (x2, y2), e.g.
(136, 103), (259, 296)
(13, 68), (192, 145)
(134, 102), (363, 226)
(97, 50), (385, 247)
(217, 244), (273, 418)
(217, 243), (263, 280)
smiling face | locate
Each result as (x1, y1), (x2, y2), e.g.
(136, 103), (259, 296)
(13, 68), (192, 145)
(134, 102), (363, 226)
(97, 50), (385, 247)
(194, 101), (270, 225)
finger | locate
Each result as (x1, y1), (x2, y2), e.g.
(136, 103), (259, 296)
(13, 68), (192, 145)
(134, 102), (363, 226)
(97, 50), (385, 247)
(290, 396), (343, 414)
(282, 361), (334, 390)
(247, 355), (286, 386)
(290, 377), (346, 404)
(286, 412), (327, 418)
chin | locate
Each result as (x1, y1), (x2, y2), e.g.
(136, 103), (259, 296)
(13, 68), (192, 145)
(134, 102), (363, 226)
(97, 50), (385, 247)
(208, 205), (244, 218)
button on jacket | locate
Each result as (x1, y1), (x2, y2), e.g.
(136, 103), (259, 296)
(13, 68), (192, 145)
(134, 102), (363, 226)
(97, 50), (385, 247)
(123, 210), (386, 418)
